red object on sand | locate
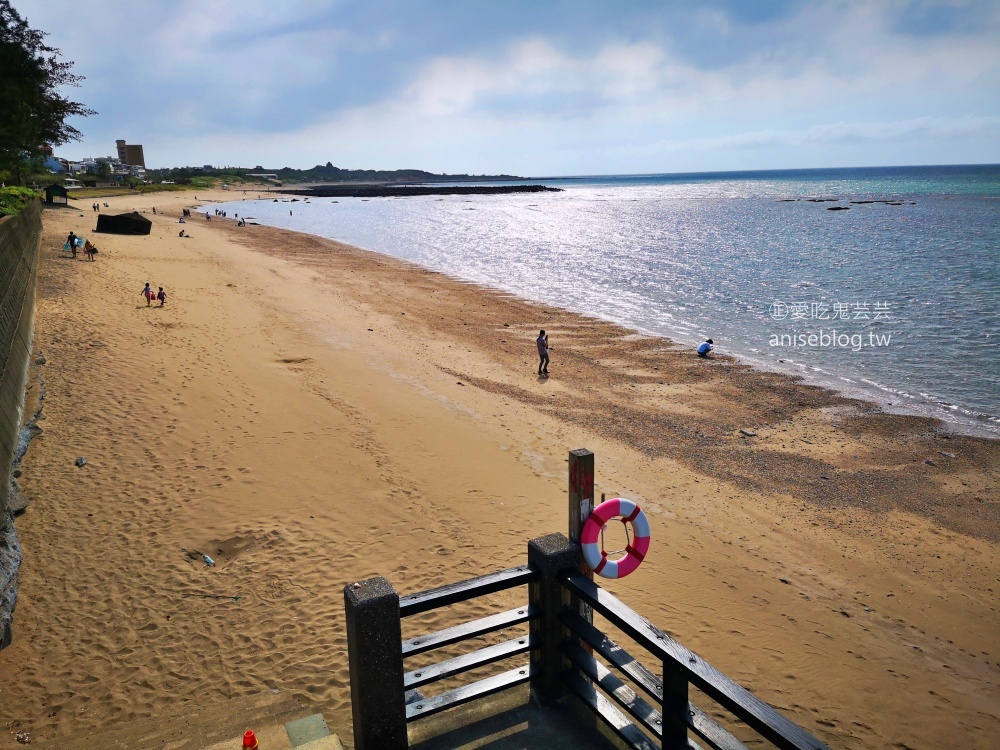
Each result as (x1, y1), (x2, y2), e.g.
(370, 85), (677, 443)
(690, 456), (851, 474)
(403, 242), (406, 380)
(242, 729), (259, 749)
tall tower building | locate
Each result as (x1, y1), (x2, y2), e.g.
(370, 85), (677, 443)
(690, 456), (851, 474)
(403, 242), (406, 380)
(115, 139), (146, 167)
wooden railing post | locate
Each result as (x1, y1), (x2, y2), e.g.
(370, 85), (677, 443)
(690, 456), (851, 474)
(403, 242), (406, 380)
(528, 533), (580, 700)
(344, 576), (408, 750)
(568, 449), (595, 626)
(661, 660), (689, 749)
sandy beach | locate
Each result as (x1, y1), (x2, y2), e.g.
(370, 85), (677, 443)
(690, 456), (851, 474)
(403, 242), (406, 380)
(0, 189), (996, 749)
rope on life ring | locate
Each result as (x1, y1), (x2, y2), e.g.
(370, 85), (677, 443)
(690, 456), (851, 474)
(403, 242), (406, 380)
(581, 498), (651, 579)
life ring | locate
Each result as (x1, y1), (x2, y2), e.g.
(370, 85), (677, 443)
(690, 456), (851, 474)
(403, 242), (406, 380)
(581, 498), (650, 579)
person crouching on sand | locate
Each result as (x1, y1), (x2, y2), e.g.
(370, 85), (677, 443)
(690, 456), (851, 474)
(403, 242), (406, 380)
(141, 283), (154, 306)
(537, 330), (549, 375)
(157, 287), (167, 306)
(697, 338), (714, 357)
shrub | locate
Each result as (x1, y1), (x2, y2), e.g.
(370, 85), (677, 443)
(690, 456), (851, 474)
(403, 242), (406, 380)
(0, 186), (40, 216)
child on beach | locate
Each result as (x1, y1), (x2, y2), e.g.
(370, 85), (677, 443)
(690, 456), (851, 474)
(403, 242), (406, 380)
(697, 339), (714, 357)
(141, 283), (155, 306)
(157, 287), (166, 306)
(83, 240), (96, 261)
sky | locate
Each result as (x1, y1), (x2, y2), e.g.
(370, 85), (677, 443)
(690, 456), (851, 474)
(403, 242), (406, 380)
(16, 0), (1000, 175)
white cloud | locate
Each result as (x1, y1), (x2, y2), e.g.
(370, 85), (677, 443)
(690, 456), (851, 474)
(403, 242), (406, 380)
(649, 116), (1000, 153)
(23, 0), (1000, 172)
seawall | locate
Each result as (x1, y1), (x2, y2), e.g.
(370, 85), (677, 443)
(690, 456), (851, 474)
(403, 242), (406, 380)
(0, 198), (42, 648)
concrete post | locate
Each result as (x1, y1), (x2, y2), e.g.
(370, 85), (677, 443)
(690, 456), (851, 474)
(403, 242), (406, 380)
(528, 533), (580, 700)
(344, 576), (407, 750)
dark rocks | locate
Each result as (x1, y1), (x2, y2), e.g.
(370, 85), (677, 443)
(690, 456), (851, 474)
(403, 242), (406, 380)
(75, 457), (87, 467)
(8, 489), (29, 515)
(0, 512), (21, 649)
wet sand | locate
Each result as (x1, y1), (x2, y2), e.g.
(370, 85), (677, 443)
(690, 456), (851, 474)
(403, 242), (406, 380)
(0, 189), (996, 749)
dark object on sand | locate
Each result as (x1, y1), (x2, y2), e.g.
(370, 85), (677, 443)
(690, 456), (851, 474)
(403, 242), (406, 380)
(75, 457), (87, 467)
(95, 211), (152, 235)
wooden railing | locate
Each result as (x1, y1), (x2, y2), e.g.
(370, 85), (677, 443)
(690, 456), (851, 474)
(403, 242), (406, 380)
(343, 533), (830, 750)
(399, 564), (538, 722)
(560, 570), (829, 750)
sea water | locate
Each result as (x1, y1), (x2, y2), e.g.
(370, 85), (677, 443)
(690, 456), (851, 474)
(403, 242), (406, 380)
(204, 165), (1000, 437)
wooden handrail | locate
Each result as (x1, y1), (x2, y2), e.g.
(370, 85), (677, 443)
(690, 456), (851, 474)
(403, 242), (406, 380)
(562, 570), (830, 750)
(398, 564), (538, 617)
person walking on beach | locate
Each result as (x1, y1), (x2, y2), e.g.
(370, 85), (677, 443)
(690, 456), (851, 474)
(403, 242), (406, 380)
(67, 231), (78, 258)
(141, 282), (155, 307)
(537, 330), (550, 376)
(156, 287), (167, 306)
(697, 338), (714, 358)
(83, 240), (96, 261)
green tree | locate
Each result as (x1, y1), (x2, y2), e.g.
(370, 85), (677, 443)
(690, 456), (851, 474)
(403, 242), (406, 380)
(98, 160), (111, 180)
(0, 0), (94, 184)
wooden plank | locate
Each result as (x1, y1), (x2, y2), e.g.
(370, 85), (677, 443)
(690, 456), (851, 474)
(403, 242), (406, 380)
(687, 705), (748, 750)
(398, 565), (538, 617)
(562, 610), (662, 702)
(561, 669), (661, 750)
(401, 605), (536, 657)
(404, 664), (532, 722)
(404, 635), (534, 689)
(562, 572), (831, 750)
(561, 610), (747, 750)
(563, 640), (664, 738)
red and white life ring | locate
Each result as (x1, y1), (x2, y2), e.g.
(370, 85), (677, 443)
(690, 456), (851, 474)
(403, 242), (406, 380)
(581, 498), (651, 579)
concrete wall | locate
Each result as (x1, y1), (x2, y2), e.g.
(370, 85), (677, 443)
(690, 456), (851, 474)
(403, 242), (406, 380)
(0, 198), (42, 648)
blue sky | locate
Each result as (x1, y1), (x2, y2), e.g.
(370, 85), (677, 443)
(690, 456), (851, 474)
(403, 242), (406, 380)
(17, 0), (1000, 175)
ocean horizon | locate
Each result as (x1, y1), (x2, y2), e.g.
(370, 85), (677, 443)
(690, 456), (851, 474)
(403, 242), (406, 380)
(204, 163), (1000, 438)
